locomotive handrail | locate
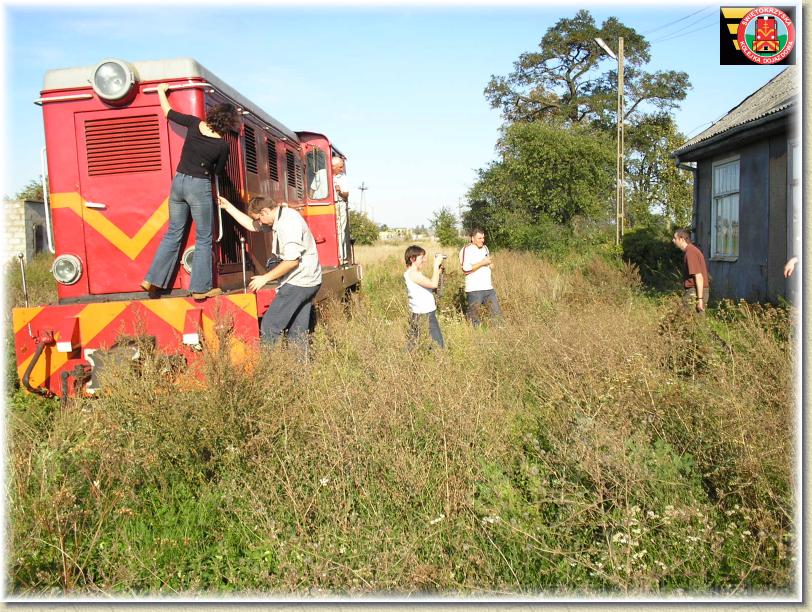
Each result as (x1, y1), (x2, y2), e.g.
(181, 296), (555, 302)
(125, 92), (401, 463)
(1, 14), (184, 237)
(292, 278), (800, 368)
(144, 81), (293, 143)
(34, 93), (93, 105)
(40, 147), (55, 254)
(142, 82), (214, 94)
(215, 176), (224, 243)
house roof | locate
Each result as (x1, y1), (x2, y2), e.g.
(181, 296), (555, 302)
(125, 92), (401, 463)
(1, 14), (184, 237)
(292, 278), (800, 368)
(674, 65), (798, 158)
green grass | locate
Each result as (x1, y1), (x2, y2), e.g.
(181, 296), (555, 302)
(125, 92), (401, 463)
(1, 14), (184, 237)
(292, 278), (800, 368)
(5, 248), (797, 597)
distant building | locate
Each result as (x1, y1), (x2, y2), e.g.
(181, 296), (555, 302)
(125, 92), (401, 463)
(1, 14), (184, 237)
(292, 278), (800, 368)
(379, 227), (414, 241)
(673, 66), (799, 303)
(4, 199), (48, 263)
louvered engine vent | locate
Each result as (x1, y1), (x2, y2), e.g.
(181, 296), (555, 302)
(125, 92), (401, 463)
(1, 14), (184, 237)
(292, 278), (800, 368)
(295, 159), (304, 200)
(244, 125), (258, 174)
(267, 139), (279, 182)
(286, 151), (296, 188)
(85, 115), (162, 176)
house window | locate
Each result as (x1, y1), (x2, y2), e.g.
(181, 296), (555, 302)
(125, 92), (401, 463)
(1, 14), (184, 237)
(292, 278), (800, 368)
(711, 158), (739, 259)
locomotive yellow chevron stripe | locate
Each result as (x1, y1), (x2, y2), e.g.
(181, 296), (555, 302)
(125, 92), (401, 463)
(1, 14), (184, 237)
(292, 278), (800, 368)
(16, 302), (130, 388)
(13, 307), (44, 334)
(141, 299), (199, 332)
(141, 293), (257, 331)
(50, 192), (169, 261)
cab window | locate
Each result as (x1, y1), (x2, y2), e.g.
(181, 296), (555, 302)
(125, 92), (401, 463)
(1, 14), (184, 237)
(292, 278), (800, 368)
(306, 148), (329, 202)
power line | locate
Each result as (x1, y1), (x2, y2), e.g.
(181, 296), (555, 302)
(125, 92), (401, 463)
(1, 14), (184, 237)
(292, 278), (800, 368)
(642, 5), (715, 35)
(650, 17), (717, 44)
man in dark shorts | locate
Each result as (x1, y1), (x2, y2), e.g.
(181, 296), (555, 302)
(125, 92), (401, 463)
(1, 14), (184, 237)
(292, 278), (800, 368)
(672, 229), (709, 314)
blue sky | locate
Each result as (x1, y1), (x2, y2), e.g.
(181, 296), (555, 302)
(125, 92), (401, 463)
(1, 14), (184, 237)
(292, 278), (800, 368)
(2, 2), (797, 228)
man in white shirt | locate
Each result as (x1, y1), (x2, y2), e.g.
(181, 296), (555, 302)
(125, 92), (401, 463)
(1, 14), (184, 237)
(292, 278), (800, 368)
(459, 228), (503, 326)
(218, 195), (322, 350)
(309, 167), (328, 200)
(332, 157), (351, 264)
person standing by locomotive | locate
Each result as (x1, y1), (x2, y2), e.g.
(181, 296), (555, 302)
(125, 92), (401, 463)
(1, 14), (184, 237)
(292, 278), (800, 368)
(333, 157), (351, 264)
(217, 195), (322, 351)
(141, 83), (240, 300)
(459, 228), (503, 326)
(404, 245), (446, 349)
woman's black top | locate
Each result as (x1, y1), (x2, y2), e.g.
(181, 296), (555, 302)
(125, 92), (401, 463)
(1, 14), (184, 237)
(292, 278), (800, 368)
(168, 110), (230, 179)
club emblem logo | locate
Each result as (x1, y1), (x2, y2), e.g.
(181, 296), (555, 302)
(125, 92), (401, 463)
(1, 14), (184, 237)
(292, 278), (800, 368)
(736, 7), (795, 64)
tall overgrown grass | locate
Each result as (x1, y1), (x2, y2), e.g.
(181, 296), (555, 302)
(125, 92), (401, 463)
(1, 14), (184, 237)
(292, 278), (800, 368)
(6, 247), (796, 597)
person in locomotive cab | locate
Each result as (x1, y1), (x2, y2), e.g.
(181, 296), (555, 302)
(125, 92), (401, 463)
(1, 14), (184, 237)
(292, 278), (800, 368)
(217, 195), (323, 351)
(332, 157), (351, 265)
(140, 83), (240, 301)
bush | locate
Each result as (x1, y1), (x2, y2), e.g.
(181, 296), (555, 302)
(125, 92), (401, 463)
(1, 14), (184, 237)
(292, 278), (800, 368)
(349, 210), (379, 245)
(431, 207), (463, 248)
(622, 226), (682, 289)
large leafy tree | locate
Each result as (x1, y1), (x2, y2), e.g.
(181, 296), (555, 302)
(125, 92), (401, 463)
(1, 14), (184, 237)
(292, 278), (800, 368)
(465, 122), (614, 249)
(485, 10), (690, 127)
(477, 10), (692, 239)
(625, 114), (693, 229)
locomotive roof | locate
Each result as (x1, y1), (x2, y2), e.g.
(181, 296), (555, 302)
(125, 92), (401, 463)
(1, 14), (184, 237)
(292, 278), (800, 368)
(43, 57), (300, 143)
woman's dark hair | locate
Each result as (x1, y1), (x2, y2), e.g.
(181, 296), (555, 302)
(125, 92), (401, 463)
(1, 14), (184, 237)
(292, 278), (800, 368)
(404, 245), (426, 266)
(206, 102), (239, 136)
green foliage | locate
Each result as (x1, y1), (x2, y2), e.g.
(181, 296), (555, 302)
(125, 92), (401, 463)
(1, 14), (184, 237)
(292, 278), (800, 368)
(626, 115), (693, 229)
(481, 10), (692, 239)
(349, 210), (379, 245)
(9, 177), (46, 202)
(466, 122), (614, 238)
(622, 226), (682, 290)
(430, 207), (462, 247)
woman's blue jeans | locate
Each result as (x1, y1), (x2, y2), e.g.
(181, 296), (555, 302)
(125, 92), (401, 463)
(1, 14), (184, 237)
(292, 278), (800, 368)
(145, 173), (214, 294)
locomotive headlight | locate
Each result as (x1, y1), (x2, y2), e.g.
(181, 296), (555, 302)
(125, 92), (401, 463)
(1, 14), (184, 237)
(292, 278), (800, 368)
(181, 247), (195, 274)
(91, 59), (137, 101)
(51, 254), (83, 285)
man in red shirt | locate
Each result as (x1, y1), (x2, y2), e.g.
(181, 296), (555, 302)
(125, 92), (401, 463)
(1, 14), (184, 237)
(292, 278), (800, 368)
(672, 229), (709, 314)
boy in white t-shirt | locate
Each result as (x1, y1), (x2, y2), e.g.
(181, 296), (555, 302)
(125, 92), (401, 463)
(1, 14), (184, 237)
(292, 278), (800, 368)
(459, 228), (503, 326)
(403, 245), (446, 349)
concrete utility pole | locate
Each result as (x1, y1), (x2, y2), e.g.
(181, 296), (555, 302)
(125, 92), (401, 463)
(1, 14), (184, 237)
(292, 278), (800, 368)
(595, 36), (625, 246)
(617, 37), (625, 246)
(457, 197), (464, 236)
(358, 181), (368, 217)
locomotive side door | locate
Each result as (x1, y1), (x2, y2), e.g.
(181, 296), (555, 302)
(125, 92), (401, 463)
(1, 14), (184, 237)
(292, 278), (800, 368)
(75, 107), (173, 295)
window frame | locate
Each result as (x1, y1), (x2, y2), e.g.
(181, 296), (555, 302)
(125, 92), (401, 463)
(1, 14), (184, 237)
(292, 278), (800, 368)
(710, 155), (740, 262)
(305, 147), (331, 205)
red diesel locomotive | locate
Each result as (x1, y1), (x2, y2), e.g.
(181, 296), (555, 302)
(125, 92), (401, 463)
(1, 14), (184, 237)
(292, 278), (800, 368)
(13, 57), (361, 397)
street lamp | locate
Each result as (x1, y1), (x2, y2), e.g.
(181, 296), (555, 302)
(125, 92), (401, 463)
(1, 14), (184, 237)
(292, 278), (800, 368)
(595, 37), (625, 246)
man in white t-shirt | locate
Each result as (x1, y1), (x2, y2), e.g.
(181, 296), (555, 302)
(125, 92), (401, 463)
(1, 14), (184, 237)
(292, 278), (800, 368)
(332, 157), (351, 264)
(218, 195), (322, 351)
(459, 228), (503, 326)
